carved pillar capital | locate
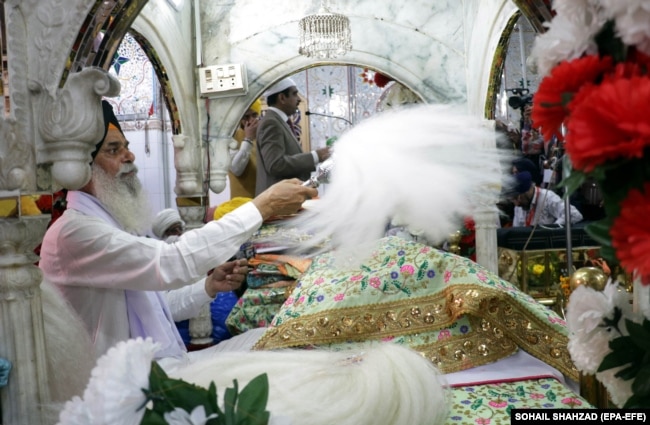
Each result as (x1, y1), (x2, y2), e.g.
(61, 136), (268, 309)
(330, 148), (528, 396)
(0, 218), (48, 301)
(172, 134), (202, 195)
(208, 137), (230, 194)
(38, 67), (121, 189)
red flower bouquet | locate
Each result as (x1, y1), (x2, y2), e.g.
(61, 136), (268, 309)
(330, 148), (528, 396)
(531, 0), (650, 409)
(532, 16), (650, 283)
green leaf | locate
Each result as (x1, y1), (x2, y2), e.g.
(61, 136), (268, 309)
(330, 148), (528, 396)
(599, 335), (644, 374)
(598, 350), (631, 372)
(147, 361), (215, 415)
(623, 393), (650, 409)
(236, 373), (270, 425)
(140, 409), (168, 425)
(584, 220), (613, 248)
(632, 364), (650, 398)
(601, 306), (622, 330)
(609, 335), (643, 356)
(625, 319), (650, 351)
(615, 364), (640, 381)
(223, 382), (239, 425)
(594, 20), (628, 62)
(557, 172), (587, 198)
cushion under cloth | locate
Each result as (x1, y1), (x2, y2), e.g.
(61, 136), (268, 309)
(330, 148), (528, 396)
(445, 377), (593, 424)
(253, 236), (578, 380)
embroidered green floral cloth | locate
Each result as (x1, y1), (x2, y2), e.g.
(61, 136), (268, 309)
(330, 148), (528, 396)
(226, 287), (288, 335)
(254, 236), (578, 379)
(446, 377), (593, 424)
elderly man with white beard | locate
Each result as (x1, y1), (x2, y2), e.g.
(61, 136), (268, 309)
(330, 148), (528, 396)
(39, 100), (317, 364)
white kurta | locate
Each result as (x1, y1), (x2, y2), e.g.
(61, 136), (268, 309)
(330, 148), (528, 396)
(512, 187), (583, 227)
(39, 191), (263, 359)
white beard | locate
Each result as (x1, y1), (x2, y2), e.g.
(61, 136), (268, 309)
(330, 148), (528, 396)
(91, 162), (152, 235)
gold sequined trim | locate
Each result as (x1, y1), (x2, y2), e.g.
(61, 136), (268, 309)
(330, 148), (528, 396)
(253, 283), (578, 381)
(412, 315), (519, 373)
(253, 294), (456, 348)
(445, 285), (578, 381)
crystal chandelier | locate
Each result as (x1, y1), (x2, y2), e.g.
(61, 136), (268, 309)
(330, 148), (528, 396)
(298, 0), (352, 59)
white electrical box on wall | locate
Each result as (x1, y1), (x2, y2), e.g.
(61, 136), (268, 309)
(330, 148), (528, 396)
(199, 63), (248, 98)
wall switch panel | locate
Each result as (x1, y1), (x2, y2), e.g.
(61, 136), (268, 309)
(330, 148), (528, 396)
(199, 63), (248, 98)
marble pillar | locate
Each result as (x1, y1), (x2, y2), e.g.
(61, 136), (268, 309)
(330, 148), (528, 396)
(0, 217), (50, 425)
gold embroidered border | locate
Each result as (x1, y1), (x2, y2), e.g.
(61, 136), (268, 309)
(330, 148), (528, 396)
(253, 293), (457, 349)
(252, 283), (578, 381)
(411, 315), (519, 374)
(445, 285), (579, 381)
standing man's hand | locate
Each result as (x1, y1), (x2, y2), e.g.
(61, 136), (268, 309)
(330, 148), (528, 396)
(205, 259), (249, 297)
(253, 179), (318, 220)
(316, 146), (331, 162)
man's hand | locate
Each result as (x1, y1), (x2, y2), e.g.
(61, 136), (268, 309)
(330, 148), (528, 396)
(316, 146), (331, 162)
(252, 179), (318, 220)
(205, 259), (249, 298)
(243, 117), (259, 141)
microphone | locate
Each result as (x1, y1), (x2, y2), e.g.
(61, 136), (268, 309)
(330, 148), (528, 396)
(305, 110), (352, 125)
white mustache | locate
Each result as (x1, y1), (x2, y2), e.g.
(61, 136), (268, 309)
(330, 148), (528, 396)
(118, 163), (138, 176)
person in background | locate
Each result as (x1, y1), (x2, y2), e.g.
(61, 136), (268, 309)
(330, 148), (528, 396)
(520, 103), (544, 167)
(39, 99), (317, 363)
(509, 171), (583, 228)
(152, 208), (185, 241)
(151, 207), (240, 347)
(512, 156), (543, 187)
(255, 77), (331, 195)
(229, 99), (262, 199)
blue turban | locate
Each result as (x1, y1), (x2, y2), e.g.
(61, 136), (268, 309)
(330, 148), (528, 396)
(514, 171), (533, 194)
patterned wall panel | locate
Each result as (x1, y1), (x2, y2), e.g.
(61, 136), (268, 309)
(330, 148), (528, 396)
(106, 32), (157, 117)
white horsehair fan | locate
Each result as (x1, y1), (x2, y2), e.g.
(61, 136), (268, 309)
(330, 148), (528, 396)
(266, 103), (514, 267)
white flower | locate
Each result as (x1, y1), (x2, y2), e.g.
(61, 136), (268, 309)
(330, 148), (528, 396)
(566, 287), (613, 373)
(56, 396), (94, 425)
(596, 367), (634, 407)
(531, 4), (603, 77)
(164, 405), (219, 425)
(565, 283), (627, 373)
(531, 15), (600, 77)
(599, 0), (649, 17)
(614, 9), (650, 55)
(58, 338), (160, 425)
(552, 0), (599, 20)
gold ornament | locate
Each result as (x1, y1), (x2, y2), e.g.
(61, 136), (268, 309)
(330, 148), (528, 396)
(569, 267), (607, 291)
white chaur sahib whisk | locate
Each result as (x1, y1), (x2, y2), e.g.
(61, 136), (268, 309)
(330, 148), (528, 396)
(272, 103), (513, 266)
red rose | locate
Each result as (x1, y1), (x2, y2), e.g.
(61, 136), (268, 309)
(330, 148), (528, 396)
(532, 55), (614, 142)
(565, 75), (650, 172)
(611, 183), (650, 284)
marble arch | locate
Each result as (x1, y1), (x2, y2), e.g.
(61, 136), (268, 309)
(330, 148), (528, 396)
(0, 1), (553, 424)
